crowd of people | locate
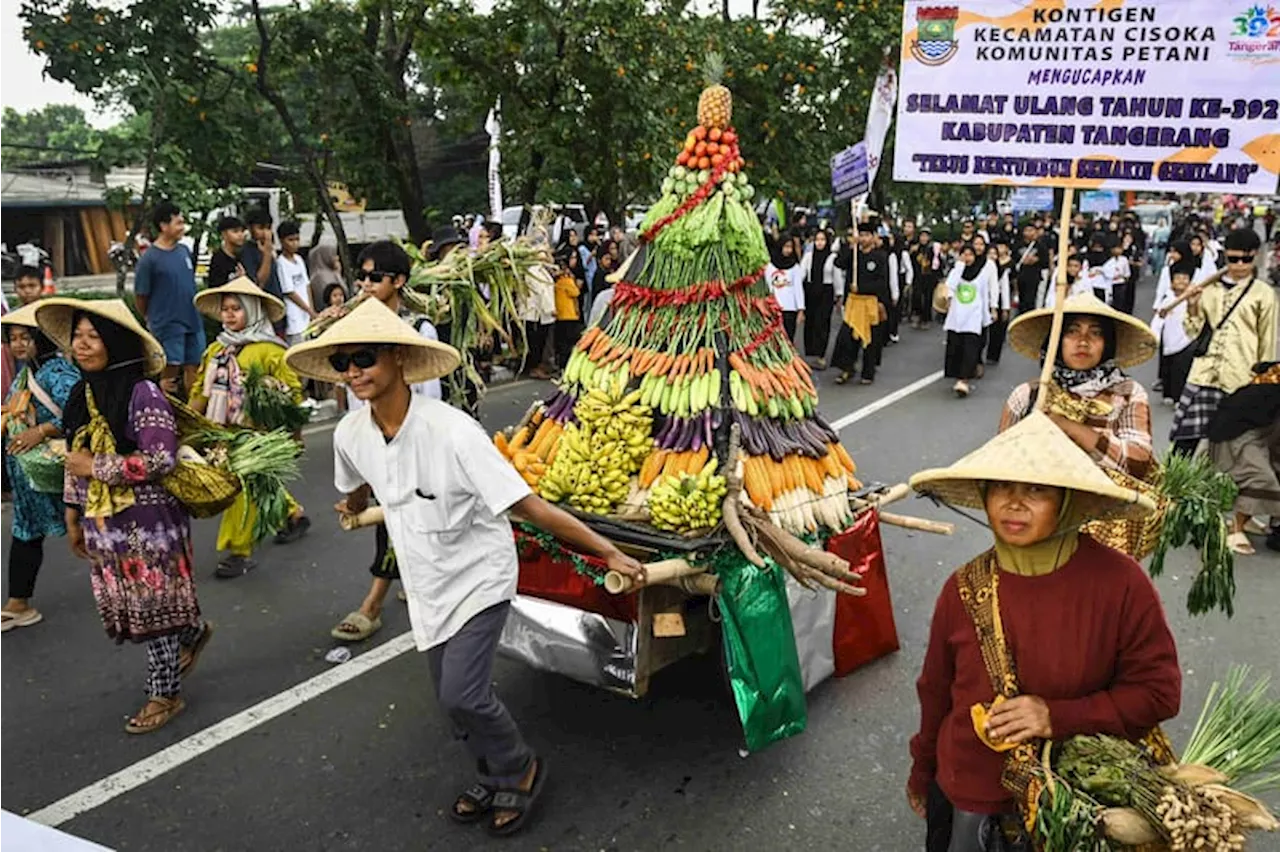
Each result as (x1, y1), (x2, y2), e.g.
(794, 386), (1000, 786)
(0, 194), (1276, 843)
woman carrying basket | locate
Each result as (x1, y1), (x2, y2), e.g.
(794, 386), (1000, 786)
(1, 303), (80, 631)
(35, 298), (213, 734)
(998, 294), (1158, 482)
(189, 277), (309, 578)
(906, 412), (1180, 852)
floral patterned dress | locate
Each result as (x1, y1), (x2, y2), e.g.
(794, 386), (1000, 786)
(63, 380), (201, 644)
(4, 356), (81, 541)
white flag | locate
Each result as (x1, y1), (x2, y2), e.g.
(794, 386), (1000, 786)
(485, 99), (503, 222)
(852, 60), (898, 219)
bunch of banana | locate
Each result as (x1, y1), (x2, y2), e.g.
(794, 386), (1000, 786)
(536, 384), (654, 514)
(648, 457), (728, 533)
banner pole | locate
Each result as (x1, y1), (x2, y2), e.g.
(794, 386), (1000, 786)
(1033, 182), (1076, 413)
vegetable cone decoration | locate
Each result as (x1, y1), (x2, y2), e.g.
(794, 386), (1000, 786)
(496, 65), (861, 536)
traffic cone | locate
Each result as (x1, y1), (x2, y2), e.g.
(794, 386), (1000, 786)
(41, 266), (56, 295)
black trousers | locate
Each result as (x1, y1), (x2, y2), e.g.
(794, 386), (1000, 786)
(803, 284), (834, 360)
(832, 322), (885, 381)
(554, 319), (582, 369)
(945, 331), (983, 379)
(926, 782), (1030, 852)
(782, 311), (798, 344)
(522, 321), (550, 373)
(887, 297), (902, 338)
(1112, 280), (1136, 315)
(912, 276), (937, 322)
(1159, 344), (1196, 403)
(1016, 280), (1040, 314)
(985, 316), (1008, 363)
(7, 536), (44, 600)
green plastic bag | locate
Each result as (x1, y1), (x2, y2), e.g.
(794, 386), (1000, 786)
(717, 558), (807, 752)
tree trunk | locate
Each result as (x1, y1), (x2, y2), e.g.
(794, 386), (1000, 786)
(251, 0), (353, 286)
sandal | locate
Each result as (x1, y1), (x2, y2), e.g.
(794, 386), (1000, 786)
(1, 608), (43, 633)
(488, 758), (548, 837)
(1226, 531), (1256, 556)
(179, 622), (215, 677)
(330, 611), (382, 642)
(125, 695), (186, 734)
(834, 372), (851, 385)
(450, 783), (495, 825)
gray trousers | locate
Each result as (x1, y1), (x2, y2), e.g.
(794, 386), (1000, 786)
(426, 601), (534, 788)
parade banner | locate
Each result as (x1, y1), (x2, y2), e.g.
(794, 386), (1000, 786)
(1010, 186), (1055, 211)
(485, 100), (503, 221)
(832, 142), (871, 202)
(893, 0), (1280, 193)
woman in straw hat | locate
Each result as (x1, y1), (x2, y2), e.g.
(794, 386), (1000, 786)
(288, 298), (645, 837)
(190, 278), (310, 578)
(906, 412), (1180, 852)
(1000, 293), (1158, 482)
(1, 303), (81, 631)
(35, 298), (213, 734)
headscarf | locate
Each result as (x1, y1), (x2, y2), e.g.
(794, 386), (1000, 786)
(807, 233), (832, 285)
(307, 244), (343, 310)
(62, 310), (147, 454)
(959, 248), (983, 281)
(216, 294), (281, 351)
(1041, 313), (1126, 398)
(985, 487), (1081, 577)
(3, 324), (58, 367)
(772, 240), (798, 270)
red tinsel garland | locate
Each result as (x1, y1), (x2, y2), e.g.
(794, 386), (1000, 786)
(611, 266), (765, 309)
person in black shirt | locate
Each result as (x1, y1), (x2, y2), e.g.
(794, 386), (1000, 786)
(1013, 222), (1050, 313)
(831, 223), (891, 385)
(206, 216), (248, 287)
(909, 227), (941, 329)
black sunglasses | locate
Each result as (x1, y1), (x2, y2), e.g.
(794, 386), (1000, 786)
(328, 346), (387, 373)
(355, 269), (397, 283)
(1225, 252), (1255, 263)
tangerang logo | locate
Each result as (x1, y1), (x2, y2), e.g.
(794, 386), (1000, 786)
(912, 6), (961, 66)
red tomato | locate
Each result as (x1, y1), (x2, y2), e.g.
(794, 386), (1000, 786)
(693, 126), (708, 141)
(727, 160), (739, 173)
(711, 153), (725, 167)
(722, 131), (737, 145)
(694, 141), (707, 156)
(706, 142), (719, 155)
(697, 156), (711, 170)
(677, 151), (690, 165)
(709, 127), (723, 142)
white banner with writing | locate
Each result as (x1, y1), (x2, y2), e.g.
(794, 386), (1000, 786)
(893, 0), (1280, 193)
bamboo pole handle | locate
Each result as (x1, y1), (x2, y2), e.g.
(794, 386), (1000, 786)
(1034, 185), (1076, 413)
(855, 482), (910, 509)
(1155, 267), (1228, 316)
(338, 506), (385, 531)
(604, 558), (705, 594)
(878, 512), (955, 536)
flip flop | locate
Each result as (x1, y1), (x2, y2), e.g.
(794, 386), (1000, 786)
(449, 783), (495, 825)
(1243, 518), (1268, 536)
(1, 608), (43, 633)
(125, 695), (186, 734)
(488, 757), (548, 837)
(1226, 531), (1256, 556)
(330, 611), (382, 642)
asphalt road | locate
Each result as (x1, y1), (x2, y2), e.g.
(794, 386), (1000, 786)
(4, 279), (1279, 852)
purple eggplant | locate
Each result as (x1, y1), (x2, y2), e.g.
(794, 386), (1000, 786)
(678, 417), (697, 451)
(703, 409), (714, 449)
(657, 417), (678, 449)
(691, 428), (704, 452)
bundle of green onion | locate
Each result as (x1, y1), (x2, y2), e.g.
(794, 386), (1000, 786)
(242, 363), (310, 433)
(198, 427), (302, 542)
(1182, 665), (1280, 794)
(1148, 451), (1239, 617)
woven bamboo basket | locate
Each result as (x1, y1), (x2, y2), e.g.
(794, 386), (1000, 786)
(1080, 467), (1167, 560)
(163, 446), (241, 518)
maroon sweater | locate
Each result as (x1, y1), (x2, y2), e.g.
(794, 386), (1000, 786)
(908, 536), (1181, 814)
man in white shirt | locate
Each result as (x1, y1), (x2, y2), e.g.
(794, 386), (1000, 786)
(276, 221), (314, 345)
(286, 298), (643, 836)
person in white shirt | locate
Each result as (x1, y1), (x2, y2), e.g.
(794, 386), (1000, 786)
(276, 221), (314, 345)
(800, 230), (844, 368)
(1100, 238), (1132, 311)
(286, 297), (643, 837)
(942, 243), (993, 397)
(767, 238), (805, 343)
(1153, 261), (1199, 406)
(314, 242), (444, 647)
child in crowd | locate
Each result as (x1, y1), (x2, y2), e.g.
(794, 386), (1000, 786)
(1153, 261), (1199, 407)
(553, 255), (582, 369)
(189, 278), (310, 578)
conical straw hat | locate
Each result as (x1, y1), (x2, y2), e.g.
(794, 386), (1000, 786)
(33, 297), (167, 377)
(285, 297), (460, 385)
(194, 276), (286, 323)
(909, 410), (1155, 522)
(1007, 292), (1157, 368)
(1, 301), (43, 330)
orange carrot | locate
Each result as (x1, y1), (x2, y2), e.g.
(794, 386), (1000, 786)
(577, 326), (601, 352)
(589, 333), (611, 360)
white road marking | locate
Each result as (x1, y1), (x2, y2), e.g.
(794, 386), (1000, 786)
(827, 370), (945, 432)
(27, 633), (416, 828)
(27, 368), (941, 828)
